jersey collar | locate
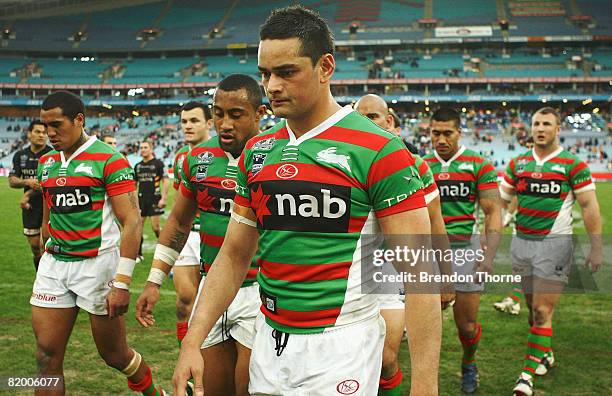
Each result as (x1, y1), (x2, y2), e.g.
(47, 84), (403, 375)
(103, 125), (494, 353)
(60, 135), (97, 167)
(434, 145), (466, 167)
(225, 151), (239, 166)
(532, 146), (563, 166)
(285, 105), (353, 146)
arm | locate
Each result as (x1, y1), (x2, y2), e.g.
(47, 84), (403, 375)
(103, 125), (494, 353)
(378, 207), (441, 396)
(20, 189), (35, 209)
(172, 204), (259, 395)
(474, 188), (503, 279)
(9, 175), (40, 190)
(427, 195), (455, 309)
(40, 194), (50, 248)
(576, 190), (603, 272)
(159, 175), (169, 208)
(105, 190), (143, 318)
(135, 190), (198, 327)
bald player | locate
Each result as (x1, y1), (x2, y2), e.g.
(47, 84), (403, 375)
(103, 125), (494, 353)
(355, 94), (454, 396)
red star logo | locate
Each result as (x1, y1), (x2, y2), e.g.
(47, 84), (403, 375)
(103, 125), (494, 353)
(250, 184), (271, 225)
(198, 187), (216, 211)
(516, 178), (528, 193)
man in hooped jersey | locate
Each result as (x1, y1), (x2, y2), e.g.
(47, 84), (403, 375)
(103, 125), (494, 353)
(173, 6), (441, 396)
(136, 74), (265, 396)
(501, 108), (602, 396)
(169, 101), (212, 353)
(9, 119), (52, 271)
(355, 93), (454, 396)
(424, 107), (502, 394)
(32, 91), (165, 395)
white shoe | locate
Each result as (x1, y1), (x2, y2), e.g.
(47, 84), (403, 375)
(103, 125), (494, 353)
(493, 297), (520, 315)
(135, 255), (144, 264)
(535, 351), (555, 376)
(513, 373), (534, 396)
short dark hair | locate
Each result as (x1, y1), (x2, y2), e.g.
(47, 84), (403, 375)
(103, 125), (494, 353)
(389, 108), (401, 129)
(181, 101), (211, 120)
(260, 5), (334, 66)
(140, 139), (154, 148)
(28, 119), (45, 132)
(101, 133), (115, 141)
(430, 108), (461, 129)
(533, 106), (561, 125)
(216, 74), (263, 110)
(404, 141), (419, 155)
(41, 90), (85, 121)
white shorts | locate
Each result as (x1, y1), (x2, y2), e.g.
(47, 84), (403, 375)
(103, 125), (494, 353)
(249, 313), (385, 396)
(190, 280), (260, 349)
(174, 231), (200, 267)
(30, 250), (119, 315)
(452, 238), (485, 293)
(378, 293), (405, 310)
(511, 235), (573, 283)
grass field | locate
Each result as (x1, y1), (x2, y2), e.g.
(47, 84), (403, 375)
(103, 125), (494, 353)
(0, 181), (610, 395)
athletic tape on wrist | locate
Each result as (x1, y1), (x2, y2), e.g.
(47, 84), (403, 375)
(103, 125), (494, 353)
(153, 244), (180, 266)
(113, 281), (130, 290)
(147, 268), (167, 286)
(231, 211), (257, 227)
(121, 349), (142, 377)
(115, 257), (136, 282)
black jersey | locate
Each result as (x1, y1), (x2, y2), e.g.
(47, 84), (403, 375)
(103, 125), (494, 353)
(10, 145), (52, 198)
(134, 157), (165, 197)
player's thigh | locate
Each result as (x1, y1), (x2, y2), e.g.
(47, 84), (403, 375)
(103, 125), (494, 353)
(453, 291), (480, 326)
(89, 313), (130, 359)
(174, 266), (200, 296)
(532, 277), (564, 309)
(234, 341), (251, 396)
(32, 306), (79, 355)
(380, 308), (404, 355)
(202, 339), (237, 395)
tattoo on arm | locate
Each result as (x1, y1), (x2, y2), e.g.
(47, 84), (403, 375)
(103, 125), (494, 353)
(168, 230), (189, 251)
(127, 191), (138, 209)
(478, 188), (500, 201)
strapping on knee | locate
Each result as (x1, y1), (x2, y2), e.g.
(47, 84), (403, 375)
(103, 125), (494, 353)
(121, 349), (142, 377)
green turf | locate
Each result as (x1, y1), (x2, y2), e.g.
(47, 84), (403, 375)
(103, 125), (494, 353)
(0, 181), (610, 395)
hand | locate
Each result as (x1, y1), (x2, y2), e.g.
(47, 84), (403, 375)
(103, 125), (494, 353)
(173, 342), (205, 396)
(20, 194), (31, 209)
(440, 282), (456, 310)
(157, 198), (166, 208)
(585, 246), (603, 273)
(26, 179), (41, 190)
(474, 256), (493, 284)
(135, 282), (161, 327)
(106, 287), (130, 318)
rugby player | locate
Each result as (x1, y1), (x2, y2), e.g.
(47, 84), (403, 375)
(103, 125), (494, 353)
(9, 119), (51, 271)
(31, 90), (165, 395)
(173, 6), (441, 396)
(500, 107), (602, 396)
(134, 139), (168, 261)
(101, 133), (118, 149)
(136, 76), (264, 395)
(355, 94), (453, 396)
(169, 101), (212, 351)
(424, 107), (502, 393)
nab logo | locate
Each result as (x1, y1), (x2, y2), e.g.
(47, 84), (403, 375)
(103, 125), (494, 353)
(516, 178), (561, 197)
(276, 164), (298, 179)
(50, 186), (92, 213)
(438, 181), (471, 202)
(256, 181), (351, 232)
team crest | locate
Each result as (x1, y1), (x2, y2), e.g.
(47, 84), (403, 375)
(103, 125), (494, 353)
(196, 151), (214, 164)
(44, 157), (55, 168)
(516, 159), (528, 174)
(195, 165), (208, 182)
(252, 153), (267, 175)
(316, 147), (351, 172)
(253, 137), (275, 151)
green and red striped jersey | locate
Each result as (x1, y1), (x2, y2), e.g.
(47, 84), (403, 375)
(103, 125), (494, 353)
(181, 136), (257, 286)
(37, 137), (136, 262)
(424, 146), (498, 238)
(173, 144), (190, 190)
(414, 155), (438, 204)
(173, 144), (200, 232)
(235, 106), (426, 334)
(502, 147), (594, 236)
